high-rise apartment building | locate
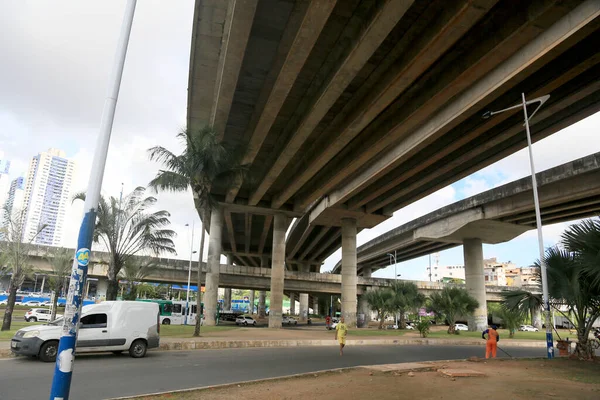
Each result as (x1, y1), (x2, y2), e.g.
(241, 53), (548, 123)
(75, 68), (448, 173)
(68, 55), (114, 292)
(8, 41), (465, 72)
(0, 158), (10, 209)
(22, 148), (76, 246)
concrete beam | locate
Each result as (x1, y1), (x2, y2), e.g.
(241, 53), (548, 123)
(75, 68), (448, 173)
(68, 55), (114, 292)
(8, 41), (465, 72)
(245, 213), (252, 253)
(279, 0), (497, 210)
(211, 0), (258, 137)
(225, 211), (237, 253)
(250, 0), (415, 207)
(298, 225), (330, 260)
(258, 215), (273, 254)
(226, 0), (338, 202)
(318, 1), (600, 216)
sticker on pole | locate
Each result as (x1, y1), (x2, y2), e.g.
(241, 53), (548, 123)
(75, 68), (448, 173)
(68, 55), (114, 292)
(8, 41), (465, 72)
(76, 248), (90, 267)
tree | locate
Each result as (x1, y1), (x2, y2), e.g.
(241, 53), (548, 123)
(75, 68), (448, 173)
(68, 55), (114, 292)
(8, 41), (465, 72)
(502, 288), (543, 329)
(0, 208), (46, 331)
(44, 248), (73, 321)
(363, 289), (394, 329)
(388, 281), (425, 329)
(148, 126), (246, 336)
(118, 258), (160, 300)
(73, 187), (176, 300)
(495, 306), (523, 338)
(427, 287), (479, 334)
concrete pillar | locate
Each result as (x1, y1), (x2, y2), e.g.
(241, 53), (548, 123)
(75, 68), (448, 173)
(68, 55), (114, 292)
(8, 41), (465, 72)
(358, 266), (372, 327)
(341, 218), (358, 327)
(258, 291), (266, 318)
(299, 263), (310, 323)
(313, 298), (319, 316)
(223, 255), (233, 311)
(289, 293), (296, 315)
(204, 208), (223, 326)
(463, 238), (488, 332)
(40, 276), (46, 293)
(249, 290), (255, 314)
(268, 214), (288, 328)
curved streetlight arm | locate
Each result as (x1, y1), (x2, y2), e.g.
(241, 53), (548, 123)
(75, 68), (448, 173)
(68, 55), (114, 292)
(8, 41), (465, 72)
(482, 94), (550, 123)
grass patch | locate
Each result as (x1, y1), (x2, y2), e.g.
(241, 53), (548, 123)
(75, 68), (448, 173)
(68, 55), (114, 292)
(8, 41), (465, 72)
(427, 329), (545, 340)
(0, 321), (32, 340)
(348, 329), (406, 337)
(160, 324), (236, 338)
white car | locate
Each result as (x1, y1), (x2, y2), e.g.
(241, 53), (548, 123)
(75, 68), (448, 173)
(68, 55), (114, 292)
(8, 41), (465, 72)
(454, 323), (469, 331)
(282, 316), (298, 325)
(235, 316), (257, 326)
(22, 300), (43, 307)
(24, 308), (62, 323)
(0, 300), (7, 306)
(519, 325), (539, 332)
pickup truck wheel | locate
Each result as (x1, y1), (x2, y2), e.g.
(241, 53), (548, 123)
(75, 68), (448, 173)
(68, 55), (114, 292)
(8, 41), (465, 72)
(39, 341), (59, 362)
(129, 339), (147, 358)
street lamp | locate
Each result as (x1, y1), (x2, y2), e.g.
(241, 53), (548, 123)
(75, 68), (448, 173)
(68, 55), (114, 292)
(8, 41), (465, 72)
(184, 223), (197, 325)
(482, 92), (554, 359)
(387, 251), (397, 326)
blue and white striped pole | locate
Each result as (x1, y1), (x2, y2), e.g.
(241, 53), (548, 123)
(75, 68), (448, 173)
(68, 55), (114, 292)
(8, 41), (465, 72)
(49, 2), (136, 398)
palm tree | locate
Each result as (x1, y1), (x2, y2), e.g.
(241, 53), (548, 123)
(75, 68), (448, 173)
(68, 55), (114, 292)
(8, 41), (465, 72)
(427, 287), (479, 334)
(495, 306), (523, 338)
(148, 126), (246, 336)
(43, 248), (73, 321)
(0, 208), (45, 331)
(363, 289), (394, 329)
(73, 187), (176, 300)
(502, 288), (543, 329)
(388, 281), (426, 329)
(561, 218), (600, 286)
(118, 258), (159, 300)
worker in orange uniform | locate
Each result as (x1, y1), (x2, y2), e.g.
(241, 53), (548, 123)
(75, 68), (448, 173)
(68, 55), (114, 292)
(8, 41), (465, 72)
(482, 325), (500, 359)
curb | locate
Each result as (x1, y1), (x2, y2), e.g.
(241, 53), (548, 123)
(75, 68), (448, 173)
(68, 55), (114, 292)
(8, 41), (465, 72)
(106, 362), (437, 400)
(156, 337), (546, 351)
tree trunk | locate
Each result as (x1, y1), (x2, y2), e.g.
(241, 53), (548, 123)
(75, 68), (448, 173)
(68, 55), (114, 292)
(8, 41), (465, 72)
(51, 287), (60, 321)
(399, 310), (406, 329)
(106, 278), (119, 300)
(1, 283), (18, 331)
(193, 224), (206, 337)
(378, 311), (385, 329)
(447, 321), (455, 334)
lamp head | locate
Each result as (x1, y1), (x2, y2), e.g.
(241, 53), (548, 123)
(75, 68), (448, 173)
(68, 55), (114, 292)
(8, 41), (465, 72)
(482, 110), (492, 119)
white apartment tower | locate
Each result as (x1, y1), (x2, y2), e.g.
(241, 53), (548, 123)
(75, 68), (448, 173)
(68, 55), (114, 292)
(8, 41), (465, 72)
(22, 148), (76, 246)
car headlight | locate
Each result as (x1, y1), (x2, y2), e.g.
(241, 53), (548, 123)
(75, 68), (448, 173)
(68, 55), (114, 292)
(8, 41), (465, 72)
(23, 330), (40, 338)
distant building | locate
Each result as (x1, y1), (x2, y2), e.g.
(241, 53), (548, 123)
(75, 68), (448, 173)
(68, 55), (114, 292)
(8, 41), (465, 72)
(483, 257), (514, 286)
(3, 177), (25, 222)
(21, 148), (76, 246)
(430, 264), (465, 282)
(0, 158), (10, 209)
(506, 266), (539, 287)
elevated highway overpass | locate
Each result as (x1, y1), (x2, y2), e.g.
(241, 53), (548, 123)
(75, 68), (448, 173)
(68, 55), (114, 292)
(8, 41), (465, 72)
(25, 246), (520, 302)
(188, 0), (600, 326)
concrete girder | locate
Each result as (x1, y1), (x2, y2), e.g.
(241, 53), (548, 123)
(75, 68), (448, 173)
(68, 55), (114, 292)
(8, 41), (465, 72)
(517, 205), (600, 225)
(249, 0), (415, 207)
(313, 1), (600, 216)
(226, 0), (338, 203)
(504, 197), (600, 224)
(298, 226), (331, 260)
(277, 0), (498, 210)
(224, 211), (237, 253)
(309, 229), (341, 261)
(416, 219), (530, 245)
(365, 57), (600, 213)
(187, 1), (229, 131)
(258, 215), (273, 254)
(211, 0), (258, 138)
(245, 213), (252, 253)
(288, 224), (314, 259)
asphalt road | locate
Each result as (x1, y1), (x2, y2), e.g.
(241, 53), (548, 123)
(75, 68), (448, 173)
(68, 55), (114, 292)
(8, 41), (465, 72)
(0, 345), (545, 400)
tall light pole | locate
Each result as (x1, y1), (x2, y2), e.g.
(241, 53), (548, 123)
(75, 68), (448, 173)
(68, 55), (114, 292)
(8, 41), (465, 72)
(387, 251), (397, 326)
(49, 1), (137, 397)
(184, 223), (196, 325)
(482, 93), (554, 359)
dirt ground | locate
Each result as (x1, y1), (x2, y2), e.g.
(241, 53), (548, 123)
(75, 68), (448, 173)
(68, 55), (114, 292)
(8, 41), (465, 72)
(134, 358), (600, 400)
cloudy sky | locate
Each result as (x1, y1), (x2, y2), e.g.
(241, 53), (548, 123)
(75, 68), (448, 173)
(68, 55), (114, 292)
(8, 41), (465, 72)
(1, 2), (599, 281)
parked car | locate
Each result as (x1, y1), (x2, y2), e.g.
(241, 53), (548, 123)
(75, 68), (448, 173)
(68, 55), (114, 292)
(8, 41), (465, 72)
(12, 301), (160, 362)
(22, 300), (43, 307)
(454, 323), (469, 331)
(0, 300), (7, 306)
(235, 316), (257, 326)
(24, 308), (62, 323)
(282, 316), (298, 325)
(518, 325), (539, 332)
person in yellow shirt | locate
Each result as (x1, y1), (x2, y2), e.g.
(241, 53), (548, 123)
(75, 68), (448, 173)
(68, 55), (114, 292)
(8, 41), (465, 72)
(335, 316), (348, 356)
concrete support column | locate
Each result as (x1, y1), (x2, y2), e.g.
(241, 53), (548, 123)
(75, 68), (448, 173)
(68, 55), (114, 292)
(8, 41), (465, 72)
(358, 266), (372, 327)
(249, 290), (255, 314)
(341, 218), (358, 327)
(223, 255), (233, 311)
(299, 263), (309, 323)
(258, 291), (266, 318)
(289, 293), (296, 315)
(313, 298), (319, 316)
(268, 214), (288, 328)
(204, 208), (223, 326)
(463, 238), (488, 332)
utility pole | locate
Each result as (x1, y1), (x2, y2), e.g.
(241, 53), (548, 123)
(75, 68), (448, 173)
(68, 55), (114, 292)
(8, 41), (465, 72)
(49, 2), (137, 398)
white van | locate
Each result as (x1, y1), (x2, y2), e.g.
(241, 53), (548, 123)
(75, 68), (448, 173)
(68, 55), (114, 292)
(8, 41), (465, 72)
(11, 301), (160, 362)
